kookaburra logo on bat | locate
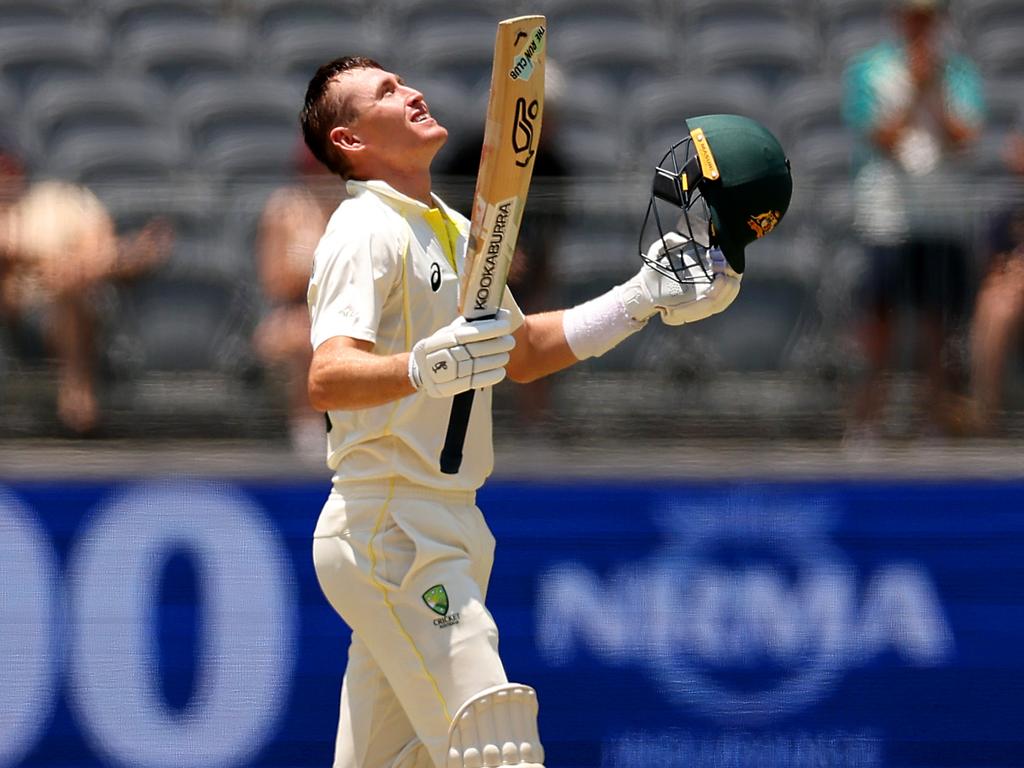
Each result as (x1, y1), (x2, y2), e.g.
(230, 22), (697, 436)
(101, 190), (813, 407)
(512, 97), (539, 168)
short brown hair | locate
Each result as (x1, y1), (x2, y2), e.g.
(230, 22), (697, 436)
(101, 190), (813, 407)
(300, 56), (383, 179)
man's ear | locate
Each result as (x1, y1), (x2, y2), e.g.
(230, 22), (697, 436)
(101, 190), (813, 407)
(330, 125), (362, 154)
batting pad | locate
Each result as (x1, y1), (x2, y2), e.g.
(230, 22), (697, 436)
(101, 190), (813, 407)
(446, 683), (545, 768)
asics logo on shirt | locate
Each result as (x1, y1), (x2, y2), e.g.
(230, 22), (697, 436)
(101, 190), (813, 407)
(430, 262), (442, 292)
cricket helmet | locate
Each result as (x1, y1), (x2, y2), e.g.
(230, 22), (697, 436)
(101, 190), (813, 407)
(639, 113), (792, 281)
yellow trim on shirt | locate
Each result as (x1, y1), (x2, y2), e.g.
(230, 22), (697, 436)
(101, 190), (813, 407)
(367, 478), (452, 723)
(423, 207), (458, 272)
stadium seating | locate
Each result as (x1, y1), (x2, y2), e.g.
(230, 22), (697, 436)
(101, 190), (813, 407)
(974, 25), (1024, 80)
(536, 0), (659, 27)
(0, 21), (107, 94)
(0, 0), (80, 28)
(955, 0), (1024, 46)
(44, 129), (185, 187)
(680, 0), (805, 36)
(389, 0), (508, 32)
(402, 17), (502, 91)
(540, 74), (623, 175)
(99, 0), (222, 37)
(775, 75), (854, 184)
(193, 133), (297, 185)
(114, 20), (249, 91)
(247, 0), (374, 37)
(623, 73), (772, 166)
(174, 76), (300, 156)
(21, 75), (168, 159)
(260, 19), (388, 84)
(818, 0), (890, 72)
(114, 273), (255, 373)
(555, 17), (675, 97)
(689, 20), (821, 92)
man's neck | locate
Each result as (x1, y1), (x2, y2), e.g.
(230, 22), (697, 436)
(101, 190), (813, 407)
(384, 171), (434, 208)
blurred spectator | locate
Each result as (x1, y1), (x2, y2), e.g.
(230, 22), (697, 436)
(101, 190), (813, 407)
(438, 66), (570, 425)
(968, 112), (1024, 434)
(842, 0), (984, 441)
(254, 143), (340, 454)
(0, 135), (171, 435)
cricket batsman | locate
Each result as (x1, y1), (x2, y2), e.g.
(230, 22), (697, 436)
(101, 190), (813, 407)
(299, 54), (792, 768)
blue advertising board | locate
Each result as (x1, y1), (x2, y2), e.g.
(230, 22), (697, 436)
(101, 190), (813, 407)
(1, 478), (1022, 768)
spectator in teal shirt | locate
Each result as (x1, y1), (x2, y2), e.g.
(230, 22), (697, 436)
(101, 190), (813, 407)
(842, 0), (984, 442)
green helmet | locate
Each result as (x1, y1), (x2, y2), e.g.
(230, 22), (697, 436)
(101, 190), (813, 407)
(641, 113), (793, 277)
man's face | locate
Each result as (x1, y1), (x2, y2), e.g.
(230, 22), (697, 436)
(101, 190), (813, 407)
(331, 66), (448, 173)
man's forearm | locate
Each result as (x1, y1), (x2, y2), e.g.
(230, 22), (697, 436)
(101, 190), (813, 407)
(308, 340), (414, 412)
(506, 311), (578, 383)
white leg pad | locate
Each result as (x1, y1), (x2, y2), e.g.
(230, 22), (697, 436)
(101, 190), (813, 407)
(446, 683), (545, 768)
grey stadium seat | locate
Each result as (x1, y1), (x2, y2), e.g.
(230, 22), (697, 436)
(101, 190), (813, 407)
(44, 129), (185, 187)
(388, 0), (506, 34)
(624, 73), (772, 166)
(680, 0), (804, 36)
(402, 17), (500, 91)
(22, 75), (169, 158)
(248, 0), (374, 37)
(115, 274), (255, 373)
(690, 20), (821, 91)
(101, 0), (222, 37)
(400, 15), (508, 88)
(0, 22), (107, 93)
(535, 0), (659, 27)
(261, 19), (388, 83)
(955, 0), (1024, 45)
(775, 76), (849, 153)
(193, 132), (297, 185)
(974, 25), (1024, 79)
(556, 18), (675, 95)
(819, 0), (890, 72)
(550, 75), (628, 175)
(674, 272), (819, 372)
(173, 76), (300, 155)
(0, 0), (80, 28)
(115, 21), (248, 91)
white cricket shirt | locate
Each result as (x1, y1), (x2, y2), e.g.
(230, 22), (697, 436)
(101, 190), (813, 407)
(307, 179), (523, 492)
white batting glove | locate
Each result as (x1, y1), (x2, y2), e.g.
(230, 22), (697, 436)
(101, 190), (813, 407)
(408, 310), (516, 398)
(619, 231), (742, 326)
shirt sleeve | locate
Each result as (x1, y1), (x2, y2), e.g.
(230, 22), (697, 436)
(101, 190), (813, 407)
(307, 215), (405, 350)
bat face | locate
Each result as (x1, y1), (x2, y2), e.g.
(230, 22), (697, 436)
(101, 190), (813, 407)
(459, 15), (546, 320)
(439, 15), (546, 475)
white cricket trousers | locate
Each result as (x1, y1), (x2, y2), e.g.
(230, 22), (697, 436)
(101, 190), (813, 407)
(312, 479), (508, 768)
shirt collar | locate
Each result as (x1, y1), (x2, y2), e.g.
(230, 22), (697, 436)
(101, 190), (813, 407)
(346, 179), (468, 237)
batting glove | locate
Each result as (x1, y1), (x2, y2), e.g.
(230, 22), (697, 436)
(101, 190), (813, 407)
(408, 310), (516, 398)
(620, 231), (742, 326)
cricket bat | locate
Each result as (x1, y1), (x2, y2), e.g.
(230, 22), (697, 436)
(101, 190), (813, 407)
(439, 15), (547, 474)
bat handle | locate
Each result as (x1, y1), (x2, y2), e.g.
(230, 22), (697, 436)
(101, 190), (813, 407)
(440, 388), (476, 474)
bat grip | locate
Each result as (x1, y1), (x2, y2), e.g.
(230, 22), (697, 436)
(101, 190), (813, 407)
(440, 388), (476, 474)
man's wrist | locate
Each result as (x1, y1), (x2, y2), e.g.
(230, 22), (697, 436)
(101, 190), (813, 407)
(562, 284), (647, 361)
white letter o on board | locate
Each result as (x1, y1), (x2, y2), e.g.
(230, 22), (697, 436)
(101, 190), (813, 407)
(66, 480), (296, 768)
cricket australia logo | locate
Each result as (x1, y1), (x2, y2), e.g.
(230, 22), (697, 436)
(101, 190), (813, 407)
(422, 584), (460, 628)
(747, 210), (781, 239)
